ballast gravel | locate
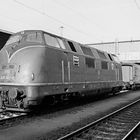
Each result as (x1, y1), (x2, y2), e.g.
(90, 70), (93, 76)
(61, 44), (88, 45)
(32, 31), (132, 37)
(0, 91), (140, 140)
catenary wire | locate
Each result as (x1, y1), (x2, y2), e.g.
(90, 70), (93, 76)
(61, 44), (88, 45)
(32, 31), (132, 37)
(13, 0), (102, 40)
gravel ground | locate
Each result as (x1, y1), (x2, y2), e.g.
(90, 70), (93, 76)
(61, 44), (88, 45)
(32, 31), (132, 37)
(0, 91), (140, 140)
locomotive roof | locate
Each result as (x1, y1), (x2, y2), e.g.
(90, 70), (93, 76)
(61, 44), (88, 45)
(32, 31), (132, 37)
(12, 30), (119, 62)
(16, 30), (108, 51)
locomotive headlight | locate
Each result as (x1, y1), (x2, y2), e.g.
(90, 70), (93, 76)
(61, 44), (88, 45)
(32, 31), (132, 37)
(31, 73), (35, 81)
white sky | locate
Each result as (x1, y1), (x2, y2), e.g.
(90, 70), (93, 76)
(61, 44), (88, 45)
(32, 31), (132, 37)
(0, 0), (140, 43)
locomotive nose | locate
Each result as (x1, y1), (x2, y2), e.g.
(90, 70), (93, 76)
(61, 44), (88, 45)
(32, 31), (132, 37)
(6, 45), (45, 83)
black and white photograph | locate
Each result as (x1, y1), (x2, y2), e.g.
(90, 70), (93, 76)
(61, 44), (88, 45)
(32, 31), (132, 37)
(0, 0), (140, 140)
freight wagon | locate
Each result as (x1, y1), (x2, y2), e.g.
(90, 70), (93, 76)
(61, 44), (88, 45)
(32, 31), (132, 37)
(122, 62), (140, 89)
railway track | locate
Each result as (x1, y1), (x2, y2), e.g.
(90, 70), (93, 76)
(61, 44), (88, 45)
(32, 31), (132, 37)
(0, 110), (27, 123)
(58, 98), (140, 140)
(122, 121), (140, 140)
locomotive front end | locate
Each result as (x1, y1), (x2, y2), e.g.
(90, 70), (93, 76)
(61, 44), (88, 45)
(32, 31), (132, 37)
(0, 30), (46, 111)
(0, 64), (26, 110)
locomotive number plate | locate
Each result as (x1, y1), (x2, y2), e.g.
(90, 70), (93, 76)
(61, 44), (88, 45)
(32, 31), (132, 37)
(0, 69), (16, 80)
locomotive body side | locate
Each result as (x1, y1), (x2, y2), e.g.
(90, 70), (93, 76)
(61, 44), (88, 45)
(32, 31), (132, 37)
(0, 30), (123, 111)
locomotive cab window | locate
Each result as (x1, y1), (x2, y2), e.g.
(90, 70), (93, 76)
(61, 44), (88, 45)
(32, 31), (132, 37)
(67, 41), (77, 52)
(26, 32), (43, 43)
(56, 38), (66, 49)
(6, 35), (22, 45)
(44, 33), (61, 48)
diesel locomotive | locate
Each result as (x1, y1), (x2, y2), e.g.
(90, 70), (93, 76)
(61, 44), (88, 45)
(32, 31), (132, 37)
(0, 30), (123, 111)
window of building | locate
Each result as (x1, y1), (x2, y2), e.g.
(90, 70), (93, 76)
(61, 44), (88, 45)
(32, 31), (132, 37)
(85, 57), (95, 68)
(81, 45), (94, 56)
(101, 61), (108, 69)
(97, 50), (107, 59)
(68, 41), (77, 52)
(44, 33), (60, 48)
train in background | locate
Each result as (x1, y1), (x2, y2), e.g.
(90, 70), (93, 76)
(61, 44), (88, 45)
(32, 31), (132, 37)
(0, 30), (12, 50)
(121, 62), (140, 90)
(0, 30), (123, 111)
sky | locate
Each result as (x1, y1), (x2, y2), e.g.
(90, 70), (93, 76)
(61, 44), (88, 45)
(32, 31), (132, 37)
(0, 0), (140, 44)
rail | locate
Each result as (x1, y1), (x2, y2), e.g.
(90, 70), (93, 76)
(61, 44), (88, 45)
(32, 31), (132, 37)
(58, 98), (140, 140)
